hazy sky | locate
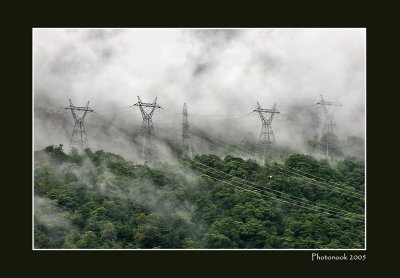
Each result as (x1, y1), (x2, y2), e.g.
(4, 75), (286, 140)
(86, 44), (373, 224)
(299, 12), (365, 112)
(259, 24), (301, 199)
(34, 28), (365, 160)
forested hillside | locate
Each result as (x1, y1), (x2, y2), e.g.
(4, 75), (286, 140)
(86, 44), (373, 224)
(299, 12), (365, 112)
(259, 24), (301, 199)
(34, 145), (365, 249)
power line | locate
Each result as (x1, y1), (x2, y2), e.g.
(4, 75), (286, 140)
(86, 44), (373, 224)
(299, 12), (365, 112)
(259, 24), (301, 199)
(221, 141), (363, 199)
(92, 110), (134, 118)
(156, 111), (251, 117)
(269, 166), (364, 200)
(191, 114), (254, 123)
(270, 163), (364, 198)
(179, 159), (364, 223)
(93, 106), (131, 113)
(206, 136), (255, 156)
(184, 158), (363, 219)
(196, 138), (238, 156)
(190, 113), (250, 117)
(206, 135), (364, 198)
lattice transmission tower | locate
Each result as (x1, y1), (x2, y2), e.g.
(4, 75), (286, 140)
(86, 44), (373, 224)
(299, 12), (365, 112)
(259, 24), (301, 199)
(181, 103), (193, 158)
(131, 96), (162, 163)
(315, 95), (342, 157)
(252, 102), (280, 164)
(65, 99), (94, 152)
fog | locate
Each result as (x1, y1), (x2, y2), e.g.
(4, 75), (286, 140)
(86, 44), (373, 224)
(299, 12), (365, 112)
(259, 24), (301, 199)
(34, 28), (365, 160)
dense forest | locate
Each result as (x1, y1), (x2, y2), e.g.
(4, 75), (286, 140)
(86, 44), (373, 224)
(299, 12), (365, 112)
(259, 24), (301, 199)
(34, 145), (365, 249)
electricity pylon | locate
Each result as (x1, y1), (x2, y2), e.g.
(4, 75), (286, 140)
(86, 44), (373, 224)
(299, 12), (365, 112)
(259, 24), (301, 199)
(131, 96), (162, 163)
(252, 102), (280, 164)
(315, 95), (342, 158)
(65, 99), (93, 153)
(181, 103), (193, 158)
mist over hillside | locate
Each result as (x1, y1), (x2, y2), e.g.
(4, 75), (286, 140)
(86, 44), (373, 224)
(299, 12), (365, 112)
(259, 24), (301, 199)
(33, 29), (366, 249)
(34, 29), (365, 161)
(34, 145), (365, 249)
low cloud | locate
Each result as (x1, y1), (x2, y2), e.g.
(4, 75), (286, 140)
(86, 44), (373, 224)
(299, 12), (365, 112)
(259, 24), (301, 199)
(34, 28), (365, 158)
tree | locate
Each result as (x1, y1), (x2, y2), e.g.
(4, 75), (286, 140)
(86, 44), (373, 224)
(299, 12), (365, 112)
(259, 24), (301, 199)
(76, 231), (99, 248)
(206, 233), (232, 248)
(36, 171), (52, 196)
(34, 228), (53, 248)
(134, 232), (145, 248)
(100, 222), (117, 242)
(34, 146), (364, 249)
(45, 144), (68, 162)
